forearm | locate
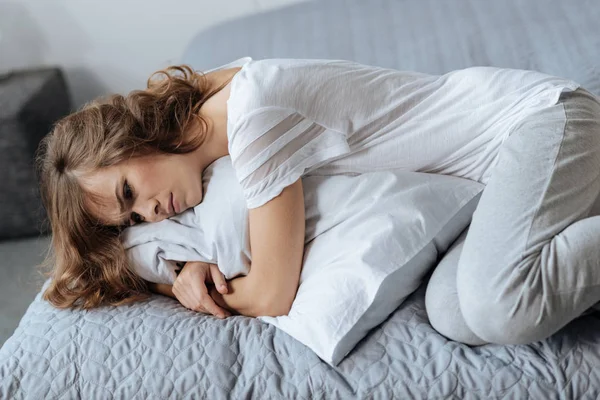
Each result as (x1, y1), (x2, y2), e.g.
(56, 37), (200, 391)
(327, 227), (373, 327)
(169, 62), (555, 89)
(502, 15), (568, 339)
(147, 282), (176, 298)
(208, 272), (270, 317)
(232, 179), (304, 317)
(147, 275), (267, 317)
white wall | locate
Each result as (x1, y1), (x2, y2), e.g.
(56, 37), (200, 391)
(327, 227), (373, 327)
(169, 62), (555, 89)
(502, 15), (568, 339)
(0, 0), (309, 107)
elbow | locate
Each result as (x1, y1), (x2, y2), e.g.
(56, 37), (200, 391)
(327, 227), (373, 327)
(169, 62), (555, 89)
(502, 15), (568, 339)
(244, 270), (299, 317)
(256, 293), (294, 317)
(260, 302), (292, 317)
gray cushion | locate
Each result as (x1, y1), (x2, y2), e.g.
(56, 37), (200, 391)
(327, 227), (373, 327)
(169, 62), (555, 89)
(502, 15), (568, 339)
(0, 68), (70, 239)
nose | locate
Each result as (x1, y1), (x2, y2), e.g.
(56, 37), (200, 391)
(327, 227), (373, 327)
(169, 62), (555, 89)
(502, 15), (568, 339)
(139, 199), (165, 223)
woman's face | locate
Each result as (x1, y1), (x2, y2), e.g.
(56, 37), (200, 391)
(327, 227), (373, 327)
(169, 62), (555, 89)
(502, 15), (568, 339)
(80, 150), (204, 227)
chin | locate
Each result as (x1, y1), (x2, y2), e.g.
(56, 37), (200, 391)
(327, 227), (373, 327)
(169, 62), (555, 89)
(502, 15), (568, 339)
(191, 195), (203, 208)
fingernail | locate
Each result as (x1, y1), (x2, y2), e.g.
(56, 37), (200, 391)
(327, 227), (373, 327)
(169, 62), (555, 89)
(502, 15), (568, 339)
(219, 284), (228, 292)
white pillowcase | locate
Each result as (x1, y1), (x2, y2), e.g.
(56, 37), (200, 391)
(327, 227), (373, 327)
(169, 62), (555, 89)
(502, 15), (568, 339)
(122, 156), (483, 365)
(122, 157), (250, 284)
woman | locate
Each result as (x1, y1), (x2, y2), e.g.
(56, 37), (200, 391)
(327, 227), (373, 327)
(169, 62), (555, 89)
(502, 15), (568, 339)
(36, 57), (600, 345)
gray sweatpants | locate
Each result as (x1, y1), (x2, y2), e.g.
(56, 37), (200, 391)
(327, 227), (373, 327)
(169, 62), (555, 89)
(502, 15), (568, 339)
(425, 87), (600, 345)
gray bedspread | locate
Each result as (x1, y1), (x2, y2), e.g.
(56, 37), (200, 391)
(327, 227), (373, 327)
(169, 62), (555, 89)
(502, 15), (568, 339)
(2, 0), (600, 398)
(2, 280), (600, 399)
(183, 0), (600, 97)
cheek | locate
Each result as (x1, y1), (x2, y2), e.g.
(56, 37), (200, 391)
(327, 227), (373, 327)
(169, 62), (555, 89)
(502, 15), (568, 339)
(133, 162), (166, 193)
(188, 170), (204, 206)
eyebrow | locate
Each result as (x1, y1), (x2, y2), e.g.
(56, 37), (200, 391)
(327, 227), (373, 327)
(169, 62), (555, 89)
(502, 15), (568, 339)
(115, 177), (128, 226)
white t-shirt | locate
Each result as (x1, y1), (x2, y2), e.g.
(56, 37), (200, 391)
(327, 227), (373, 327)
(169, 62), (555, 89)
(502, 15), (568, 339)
(222, 57), (580, 208)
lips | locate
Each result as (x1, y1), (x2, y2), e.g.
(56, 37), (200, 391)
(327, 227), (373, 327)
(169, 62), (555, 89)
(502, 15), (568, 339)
(169, 193), (175, 215)
(171, 193), (179, 214)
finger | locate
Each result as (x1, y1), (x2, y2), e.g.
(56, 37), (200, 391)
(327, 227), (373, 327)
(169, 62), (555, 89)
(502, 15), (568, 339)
(173, 282), (199, 311)
(195, 287), (228, 319)
(172, 286), (193, 310)
(210, 264), (228, 294)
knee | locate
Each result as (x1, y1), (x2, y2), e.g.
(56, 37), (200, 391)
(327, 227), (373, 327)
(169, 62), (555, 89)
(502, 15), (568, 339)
(425, 271), (487, 346)
(457, 275), (547, 345)
(425, 231), (487, 346)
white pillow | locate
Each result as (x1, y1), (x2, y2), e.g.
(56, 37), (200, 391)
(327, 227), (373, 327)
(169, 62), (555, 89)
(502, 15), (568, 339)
(260, 171), (483, 365)
(122, 157), (483, 365)
(122, 157), (250, 284)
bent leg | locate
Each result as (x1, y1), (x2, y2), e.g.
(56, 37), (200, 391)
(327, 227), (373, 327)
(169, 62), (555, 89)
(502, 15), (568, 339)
(425, 228), (487, 345)
(457, 88), (600, 344)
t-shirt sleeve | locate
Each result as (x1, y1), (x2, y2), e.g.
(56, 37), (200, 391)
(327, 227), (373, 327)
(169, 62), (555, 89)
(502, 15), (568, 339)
(227, 106), (351, 209)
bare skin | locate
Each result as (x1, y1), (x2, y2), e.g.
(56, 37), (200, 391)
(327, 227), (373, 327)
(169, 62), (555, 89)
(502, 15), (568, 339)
(82, 67), (306, 318)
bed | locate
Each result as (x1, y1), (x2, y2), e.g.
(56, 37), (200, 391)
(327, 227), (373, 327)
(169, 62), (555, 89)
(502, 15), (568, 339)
(2, 0), (600, 398)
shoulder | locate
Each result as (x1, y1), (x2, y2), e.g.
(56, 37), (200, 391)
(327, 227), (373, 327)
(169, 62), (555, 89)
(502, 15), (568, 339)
(227, 59), (343, 119)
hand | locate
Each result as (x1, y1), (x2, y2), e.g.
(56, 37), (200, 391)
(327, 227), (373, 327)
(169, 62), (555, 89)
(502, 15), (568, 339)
(172, 261), (231, 319)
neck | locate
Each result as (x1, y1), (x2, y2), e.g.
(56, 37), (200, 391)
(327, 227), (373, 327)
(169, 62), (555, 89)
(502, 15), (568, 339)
(194, 114), (229, 170)
(196, 68), (238, 168)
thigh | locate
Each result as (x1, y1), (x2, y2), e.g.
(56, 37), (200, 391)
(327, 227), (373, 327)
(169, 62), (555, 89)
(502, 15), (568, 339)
(457, 88), (600, 318)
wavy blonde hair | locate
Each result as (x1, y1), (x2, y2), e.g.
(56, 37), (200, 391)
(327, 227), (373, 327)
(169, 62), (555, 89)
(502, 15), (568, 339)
(35, 65), (228, 309)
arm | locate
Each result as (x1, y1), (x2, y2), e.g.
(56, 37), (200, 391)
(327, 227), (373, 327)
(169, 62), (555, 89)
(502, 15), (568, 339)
(146, 180), (305, 318)
(147, 282), (175, 298)
(222, 105), (348, 317)
(150, 261), (234, 318)
(209, 179), (306, 317)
